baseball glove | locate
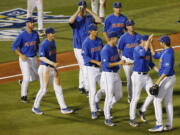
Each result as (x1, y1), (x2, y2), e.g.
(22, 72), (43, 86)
(149, 84), (159, 96)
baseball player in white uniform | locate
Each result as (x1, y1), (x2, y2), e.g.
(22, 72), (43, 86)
(91, 0), (107, 20)
(12, 17), (39, 103)
(101, 31), (125, 126)
(149, 35), (176, 132)
(27, 0), (44, 35)
(117, 19), (142, 103)
(82, 24), (103, 119)
(32, 27), (73, 115)
(69, 0), (102, 94)
(129, 35), (157, 127)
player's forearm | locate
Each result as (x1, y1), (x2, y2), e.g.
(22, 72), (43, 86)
(86, 8), (102, 23)
(69, 10), (80, 24)
(153, 66), (159, 72)
(103, 32), (109, 42)
(109, 60), (125, 68)
(40, 57), (56, 67)
(15, 49), (23, 57)
(150, 43), (155, 56)
(90, 59), (101, 66)
(155, 74), (166, 85)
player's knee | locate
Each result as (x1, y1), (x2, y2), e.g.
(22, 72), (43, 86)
(131, 96), (140, 102)
(154, 98), (162, 104)
(40, 88), (47, 95)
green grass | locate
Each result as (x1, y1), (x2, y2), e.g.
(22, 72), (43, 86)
(0, 0), (180, 62)
(0, 52), (180, 135)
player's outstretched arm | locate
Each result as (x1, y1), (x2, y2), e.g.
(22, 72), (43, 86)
(86, 8), (102, 23)
(40, 57), (60, 68)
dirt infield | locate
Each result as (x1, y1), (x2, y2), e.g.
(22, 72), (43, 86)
(0, 33), (180, 84)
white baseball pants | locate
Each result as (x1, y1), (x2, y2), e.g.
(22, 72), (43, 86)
(153, 75), (176, 126)
(101, 72), (123, 119)
(84, 66), (102, 112)
(33, 65), (67, 109)
(19, 56), (38, 97)
(130, 72), (154, 120)
(27, 0), (44, 30)
(91, 0), (106, 18)
(73, 48), (86, 90)
(121, 56), (134, 100)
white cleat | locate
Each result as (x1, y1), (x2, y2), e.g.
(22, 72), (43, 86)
(129, 119), (139, 127)
(61, 108), (74, 114)
(148, 125), (163, 132)
(32, 108), (43, 115)
(104, 119), (115, 127)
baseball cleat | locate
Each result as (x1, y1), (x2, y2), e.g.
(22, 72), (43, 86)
(61, 108), (74, 114)
(18, 80), (23, 85)
(148, 125), (163, 132)
(139, 110), (147, 122)
(79, 88), (86, 94)
(32, 107), (43, 115)
(129, 119), (139, 127)
(163, 125), (172, 131)
(95, 102), (102, 112)
(20, 96), (28, 103)
(91, 112), (98, 119)
(104, 119), (115, 127)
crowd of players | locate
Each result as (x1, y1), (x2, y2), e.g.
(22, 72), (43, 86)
(12, 0), (176, 132)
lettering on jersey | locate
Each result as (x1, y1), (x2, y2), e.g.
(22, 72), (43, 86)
(0, 8), (70, 41)
(112, 23), (124, 28)
(110, 54), (119, 61)
(91, 46), (102, 53)
(24, 41), (37, 46)
(49, 49), (56, 56)
(126, 43), (139, 48)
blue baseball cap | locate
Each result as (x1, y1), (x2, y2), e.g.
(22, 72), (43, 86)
(158, 35), (171, 44)
(78, 0), (87, 7)
(88, 24), (98, 31)
(141, 35), (149, 41)
(126, 19), (135, 26)
(108, 31), (119, 38)
(113, 2), (122, 8)
(26, 17), (35, 23)
(45, 27), (56, 34)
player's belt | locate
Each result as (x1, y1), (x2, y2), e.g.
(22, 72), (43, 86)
(138, 72), (147, 75)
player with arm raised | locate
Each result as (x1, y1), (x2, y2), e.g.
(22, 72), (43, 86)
(69, 0), (102, 94)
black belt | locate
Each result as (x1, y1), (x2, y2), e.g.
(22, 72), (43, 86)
(138, 72), (148, 75)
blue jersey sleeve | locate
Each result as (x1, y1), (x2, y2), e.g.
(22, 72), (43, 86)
(103, 17), (111, 32)
(117, 36), (125, 50)
(154, 51), (163, 59)
(161, 53), (173, 75)
(101, 50), (110, 68)
(82, 41), (91, 63)
(39, 45), (47, 57)
(12, 34), (23, 51)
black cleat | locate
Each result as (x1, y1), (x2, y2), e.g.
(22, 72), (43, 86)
(20, 96), (28, 103)
(139, 110), (147, 122)
(79, 88), (86, 94)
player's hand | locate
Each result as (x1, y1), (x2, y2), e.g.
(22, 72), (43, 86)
(53, 63), (60, 68)
(96, 61), (101, 67)
(20, 54), (27, 61)
(148, 34), (154, 42)
(119, 60), (125, 65)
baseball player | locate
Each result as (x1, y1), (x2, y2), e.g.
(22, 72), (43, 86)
(12, 17), (39, 103)
(69, 0), (102, 94)
(103, 2), (128, 42)
(117, 19), (142, 103)
(91, 0), (107, 21)
(101, 31), (125, 126)
(149, 35), (176, 132)
(32, 27), (74, 115)
(129, 35), (157, 127)
(27, 0), (45, 36)
(82, 24), (104, 119)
